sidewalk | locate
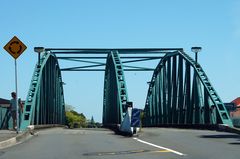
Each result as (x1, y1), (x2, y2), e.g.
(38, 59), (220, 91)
(0, 130), (18, 142)
(0, 125), (63, 149)
(0, 129), (31, 149)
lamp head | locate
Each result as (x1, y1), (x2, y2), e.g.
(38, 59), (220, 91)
(34, 47), (45, 53)
(191, 47), (202, 53)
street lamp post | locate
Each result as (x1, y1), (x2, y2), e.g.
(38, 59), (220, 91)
(34, 47), (45, 66)
(191, 47), (202, 63)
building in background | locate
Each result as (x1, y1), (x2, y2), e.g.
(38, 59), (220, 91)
(230, 97), (240, 118)
(0, 98), (10, 108)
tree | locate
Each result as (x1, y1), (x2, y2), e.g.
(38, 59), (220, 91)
(65, 105), (87, 128)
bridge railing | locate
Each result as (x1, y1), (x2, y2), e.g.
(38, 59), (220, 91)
(0, 106), (11, 129)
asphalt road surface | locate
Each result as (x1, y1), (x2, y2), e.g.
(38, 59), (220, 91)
(0, 128), (239, 159)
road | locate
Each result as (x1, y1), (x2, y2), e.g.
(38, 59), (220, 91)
(0, 128), (239, 159)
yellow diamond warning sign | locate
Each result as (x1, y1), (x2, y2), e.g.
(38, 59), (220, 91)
(4, 36), (27, 59)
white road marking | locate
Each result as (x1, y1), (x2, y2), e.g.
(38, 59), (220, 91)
(133, 138), (186, 156)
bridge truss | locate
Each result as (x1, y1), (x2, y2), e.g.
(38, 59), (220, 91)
(20, 53), (65, 130)
(144, 50), (233, 127)
(19, 48), (232, 131)
(44, 48), (165, 129)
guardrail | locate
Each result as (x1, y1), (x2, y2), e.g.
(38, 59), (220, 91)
(0, 106), (12, 129)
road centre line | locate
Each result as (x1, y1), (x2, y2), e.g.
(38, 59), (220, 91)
(133, 138), (186, 156)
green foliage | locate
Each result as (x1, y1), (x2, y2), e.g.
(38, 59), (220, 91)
(86, 116), (102, 128)
(65, 110), (87, 128)
(65, 104), (102, 128)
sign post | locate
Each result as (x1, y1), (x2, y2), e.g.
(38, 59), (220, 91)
(4, 36), (27, 133)
(14, 59), (18, 132)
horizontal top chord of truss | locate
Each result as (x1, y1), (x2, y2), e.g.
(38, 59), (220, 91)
(46, 48), (183, 72)
(45, 48), (183, 54)
(57, 56), (164, 59)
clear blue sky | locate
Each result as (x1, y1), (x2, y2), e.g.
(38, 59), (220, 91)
(0, 0), (240, 122)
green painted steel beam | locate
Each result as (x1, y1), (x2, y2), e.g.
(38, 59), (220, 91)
(58, 58), (106, 65)
(103, 50), (129, 126)
(143, 50), (233, 127)
(20, 53), (65, 131)
(122, 58), (161, 64)
(57, 53), (161, 73)
(61, 64), (105, 71)
(57, 56), (163, 59)
(46, 48), (183, 53)
(61, 69), (155, 71)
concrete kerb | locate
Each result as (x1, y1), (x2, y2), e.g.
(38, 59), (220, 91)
(143, 124), (240, 135)
(217, 124), (240, 135)
(0, 124), (65, 149)
(0, 130), (31, 150)
(27, 124), (65, 135)
(32, 124), (65, 130)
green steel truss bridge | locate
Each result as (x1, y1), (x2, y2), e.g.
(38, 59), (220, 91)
(11, 48), (232, 133)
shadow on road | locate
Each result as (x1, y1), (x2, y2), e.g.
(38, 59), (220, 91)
(199, 134), (240, 139)
(199, 134), (240, 145)
(229, 142), (240, 145)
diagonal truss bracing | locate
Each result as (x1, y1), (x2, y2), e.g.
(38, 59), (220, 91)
(103, 50), (129, 126)
(52, 49), (167, 72)
(144, 50), (233, 127)
(20, 53), (65, 130)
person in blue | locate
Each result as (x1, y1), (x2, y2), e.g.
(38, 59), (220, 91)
(9, 92), (23, 130)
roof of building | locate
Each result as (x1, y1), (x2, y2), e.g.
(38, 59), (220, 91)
(231, 97), (240, 106)
(0, 98), (10, 104)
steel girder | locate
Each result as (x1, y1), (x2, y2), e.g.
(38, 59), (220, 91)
(144, 50), (233, 127)
(102, 50), (129, 126)
(20, 52), (65, 130)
